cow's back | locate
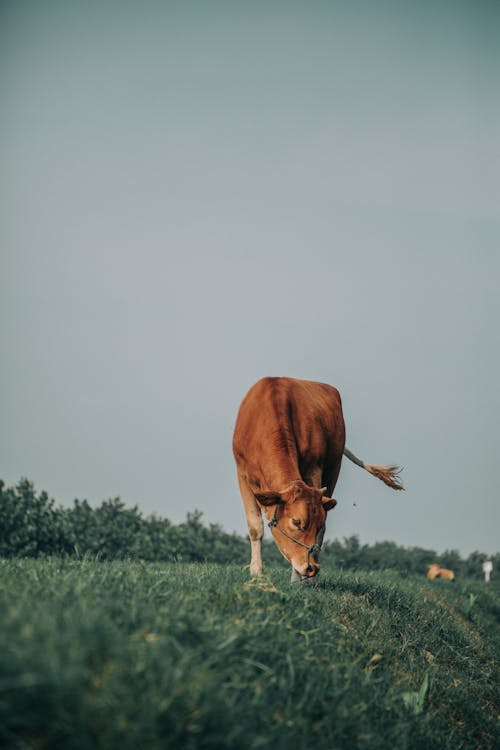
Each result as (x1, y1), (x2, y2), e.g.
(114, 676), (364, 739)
(233, 377), (345, 490)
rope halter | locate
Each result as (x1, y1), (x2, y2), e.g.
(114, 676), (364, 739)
(268, 505), (323, 570)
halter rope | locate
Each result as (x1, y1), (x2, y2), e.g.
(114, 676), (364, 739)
(268, 506), (322, 569)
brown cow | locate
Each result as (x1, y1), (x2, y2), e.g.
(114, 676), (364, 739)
(427, 563), (455, 580)
(232, 377), (403, 581)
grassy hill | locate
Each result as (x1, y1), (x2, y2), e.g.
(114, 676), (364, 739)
(0, 559), (498, 749)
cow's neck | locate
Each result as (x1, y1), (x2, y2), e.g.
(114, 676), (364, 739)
(260, 456), (302, 495)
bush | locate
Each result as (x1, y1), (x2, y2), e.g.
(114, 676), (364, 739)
(0, 479), (66, 557)
(0, 479), (497, 577)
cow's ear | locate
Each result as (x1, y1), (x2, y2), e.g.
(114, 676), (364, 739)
(322, 497), (337, 512)
(255, 492), (284, 506)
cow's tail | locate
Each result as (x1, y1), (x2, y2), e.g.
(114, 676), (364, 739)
(343, 447), (404, 491)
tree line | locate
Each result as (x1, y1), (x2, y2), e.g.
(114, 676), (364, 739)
(0, 479), (496, 579)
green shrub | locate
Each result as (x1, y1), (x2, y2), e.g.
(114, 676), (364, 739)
(0, 479), (497, 579)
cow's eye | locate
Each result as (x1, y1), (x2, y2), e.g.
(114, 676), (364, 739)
(291, 518), (301, 528)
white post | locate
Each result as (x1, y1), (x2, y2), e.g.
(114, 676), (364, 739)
(482, 560), (493, 583)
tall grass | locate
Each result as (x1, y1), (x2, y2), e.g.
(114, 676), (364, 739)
(0, 560), (497, 749)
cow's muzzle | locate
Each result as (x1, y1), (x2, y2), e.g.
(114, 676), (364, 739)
(268, 509), (323, 573)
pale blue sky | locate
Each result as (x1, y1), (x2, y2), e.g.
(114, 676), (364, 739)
(1, 0), (499, 555)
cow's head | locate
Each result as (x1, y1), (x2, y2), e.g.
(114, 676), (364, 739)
(256, 481), (336, 579)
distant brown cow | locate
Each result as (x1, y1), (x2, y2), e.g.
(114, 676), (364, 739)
(427, 563), (455, 581)
(232, 377), (404, 582)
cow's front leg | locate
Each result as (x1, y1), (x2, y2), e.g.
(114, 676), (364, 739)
(249, 535), (263, 577)
(237, 474), (264, 576)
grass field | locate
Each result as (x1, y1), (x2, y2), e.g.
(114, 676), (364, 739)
(0, 559), (498, 749)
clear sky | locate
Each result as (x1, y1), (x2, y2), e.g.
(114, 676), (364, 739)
(1, 0), (499, 555)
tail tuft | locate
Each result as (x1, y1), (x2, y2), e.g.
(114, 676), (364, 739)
(364, 463), (404, 491)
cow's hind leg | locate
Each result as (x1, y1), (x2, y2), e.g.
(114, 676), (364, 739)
(322, 456), (343, 498)
(290, 568), (302, 583)
(237, 474), (264, 576)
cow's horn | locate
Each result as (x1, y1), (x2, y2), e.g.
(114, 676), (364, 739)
(320, 486), (328, 494)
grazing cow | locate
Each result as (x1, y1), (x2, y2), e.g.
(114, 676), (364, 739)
(427, 563), (455, 581)
(232, 377), (403, 581)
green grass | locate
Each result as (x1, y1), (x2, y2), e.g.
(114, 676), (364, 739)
(0, 560), (498, 749)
